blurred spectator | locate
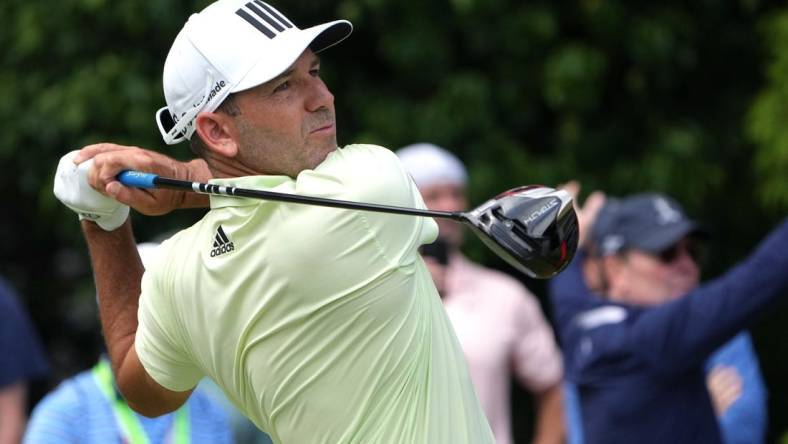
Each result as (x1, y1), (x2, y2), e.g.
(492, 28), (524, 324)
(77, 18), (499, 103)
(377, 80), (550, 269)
(549, 189), (787, 443)
(565, 332), (767, 444)
(559, 188), (767, 444)
(0, 277), (49, 444)
(397, 143), (565, 444)
(23, 356), (232, 444)
(22, 243), (232, 444)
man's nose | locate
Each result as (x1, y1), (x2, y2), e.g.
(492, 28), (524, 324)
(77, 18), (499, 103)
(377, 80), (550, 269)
(306, 78), (334, 112)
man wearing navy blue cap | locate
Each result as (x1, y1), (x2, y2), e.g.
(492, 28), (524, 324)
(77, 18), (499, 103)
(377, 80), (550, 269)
(590, 193), (707, 305)
(548, 191), (787, 444)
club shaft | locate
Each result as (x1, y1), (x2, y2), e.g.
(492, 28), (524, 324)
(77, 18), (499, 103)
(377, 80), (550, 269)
(119, 171), (464, 221)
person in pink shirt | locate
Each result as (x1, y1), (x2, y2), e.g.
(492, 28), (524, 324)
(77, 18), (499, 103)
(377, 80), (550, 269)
(397, 143), (565, 444)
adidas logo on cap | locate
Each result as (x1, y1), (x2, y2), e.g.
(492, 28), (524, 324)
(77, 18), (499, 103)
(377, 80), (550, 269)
(211, 225), (235, 257)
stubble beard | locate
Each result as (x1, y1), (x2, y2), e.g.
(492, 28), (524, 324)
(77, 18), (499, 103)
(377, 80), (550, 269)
(302, 109), (338, 169)
(233, 109), (339, 176)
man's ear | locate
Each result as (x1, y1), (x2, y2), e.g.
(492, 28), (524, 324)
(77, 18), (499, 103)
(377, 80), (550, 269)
(194, 112), (239, 157)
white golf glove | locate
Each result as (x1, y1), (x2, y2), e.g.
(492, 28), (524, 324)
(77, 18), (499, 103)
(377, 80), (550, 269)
(53, 150), (129, 231)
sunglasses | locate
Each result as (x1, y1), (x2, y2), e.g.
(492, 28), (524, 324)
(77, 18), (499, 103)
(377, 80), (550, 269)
(657, 238), (704, 264)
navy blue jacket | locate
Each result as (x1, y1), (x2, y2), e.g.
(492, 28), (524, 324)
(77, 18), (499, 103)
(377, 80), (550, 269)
(548, 219), (788, 444)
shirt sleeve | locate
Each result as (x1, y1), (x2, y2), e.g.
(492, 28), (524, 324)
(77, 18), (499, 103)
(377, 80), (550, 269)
(0, 279), (49, 388)
(511, 289), (563, 392)
(346, 144), (438, 256)
(300, 144), (438, 260)
(135, 257), (203, 392)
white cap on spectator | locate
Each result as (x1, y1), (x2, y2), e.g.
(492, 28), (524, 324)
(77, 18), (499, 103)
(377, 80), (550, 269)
(395, 143), (468, 188)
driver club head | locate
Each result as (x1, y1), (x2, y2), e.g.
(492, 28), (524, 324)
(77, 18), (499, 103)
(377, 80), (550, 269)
(462, 185), (579, 279)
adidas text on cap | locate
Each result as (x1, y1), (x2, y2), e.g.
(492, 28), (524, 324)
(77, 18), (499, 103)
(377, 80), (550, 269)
(156, 0), (353, 145)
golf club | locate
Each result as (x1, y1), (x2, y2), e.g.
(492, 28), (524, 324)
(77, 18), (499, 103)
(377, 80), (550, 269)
(117, 171), (579, 279)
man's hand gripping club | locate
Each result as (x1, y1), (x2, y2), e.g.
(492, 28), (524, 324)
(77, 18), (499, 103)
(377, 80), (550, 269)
(54, 144), (212, 223)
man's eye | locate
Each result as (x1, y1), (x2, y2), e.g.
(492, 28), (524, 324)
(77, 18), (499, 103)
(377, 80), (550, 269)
(310, 68), (320, 77)
(274, 81), (290, 93)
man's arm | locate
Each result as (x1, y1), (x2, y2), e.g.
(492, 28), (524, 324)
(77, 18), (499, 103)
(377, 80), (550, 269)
(0, 382), (26, 444)
(82, 219), (192, 416)
(531, 383), (565, 444)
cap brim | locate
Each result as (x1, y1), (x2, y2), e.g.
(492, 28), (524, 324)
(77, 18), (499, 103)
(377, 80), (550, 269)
(233, 20), (352, 93)
(308, 20), (352, 53)
(633, 220), (706, 253)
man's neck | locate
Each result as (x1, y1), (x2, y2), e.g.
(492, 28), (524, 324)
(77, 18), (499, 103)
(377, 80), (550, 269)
(205, 152), (267, 179)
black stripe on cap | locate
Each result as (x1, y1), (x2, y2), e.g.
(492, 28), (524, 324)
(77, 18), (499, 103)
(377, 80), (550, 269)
(236, 9), (276, 38)
(246, 2), (285, 32)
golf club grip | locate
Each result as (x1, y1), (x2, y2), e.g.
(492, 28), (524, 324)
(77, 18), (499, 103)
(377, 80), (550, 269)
(117, 170), (157, 189)
(116, 170), (463, 220)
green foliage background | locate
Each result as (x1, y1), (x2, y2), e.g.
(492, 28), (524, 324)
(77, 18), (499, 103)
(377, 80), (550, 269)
(3, 0), (787, 440)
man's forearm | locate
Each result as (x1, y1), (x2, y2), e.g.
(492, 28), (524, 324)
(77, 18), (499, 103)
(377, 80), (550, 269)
(532, 383), (565, 444)
(81, 219), (143, 376)
(81, 219), (192, 417)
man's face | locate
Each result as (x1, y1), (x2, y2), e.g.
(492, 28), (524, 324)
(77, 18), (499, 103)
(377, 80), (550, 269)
(229, 49), (338, 177)
(419, 182), (467, 249)
(606, 237), (701, 305)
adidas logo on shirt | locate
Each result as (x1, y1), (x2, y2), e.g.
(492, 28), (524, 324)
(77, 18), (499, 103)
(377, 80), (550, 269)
(210, 225), (235, 257)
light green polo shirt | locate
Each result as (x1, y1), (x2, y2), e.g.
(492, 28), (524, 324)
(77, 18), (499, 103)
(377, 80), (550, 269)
(136, 144), (494, 444)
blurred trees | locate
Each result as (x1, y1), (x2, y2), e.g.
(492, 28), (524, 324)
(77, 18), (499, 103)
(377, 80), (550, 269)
(748, 11), (788, 210)
(2, 0), (787, 440)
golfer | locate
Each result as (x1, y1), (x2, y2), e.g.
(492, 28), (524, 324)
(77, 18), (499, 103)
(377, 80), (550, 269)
(53, 1), (495, 443)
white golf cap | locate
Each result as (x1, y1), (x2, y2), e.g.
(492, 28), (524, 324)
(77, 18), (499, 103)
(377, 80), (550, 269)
(156, 0), (353, 145)
(395, 143), (468, 188)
